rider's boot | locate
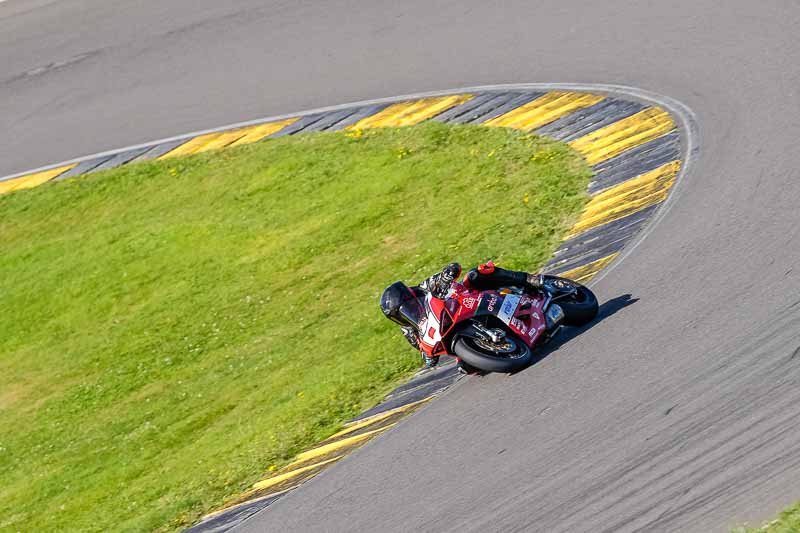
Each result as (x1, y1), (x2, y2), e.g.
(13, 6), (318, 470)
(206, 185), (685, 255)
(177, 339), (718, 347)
(421, 354), (440, 370)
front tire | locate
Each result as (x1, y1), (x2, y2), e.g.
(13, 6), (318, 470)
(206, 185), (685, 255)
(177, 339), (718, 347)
(453, 332), (533, 373)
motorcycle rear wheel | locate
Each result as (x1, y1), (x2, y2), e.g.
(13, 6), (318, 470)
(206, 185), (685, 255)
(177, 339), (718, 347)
(453, 332), (533, 373)
(542, 275), (598, 327)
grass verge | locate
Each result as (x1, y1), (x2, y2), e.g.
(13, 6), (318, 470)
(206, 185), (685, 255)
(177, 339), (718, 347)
(733, 503), (800, 533)
(0, 121), (590, 532)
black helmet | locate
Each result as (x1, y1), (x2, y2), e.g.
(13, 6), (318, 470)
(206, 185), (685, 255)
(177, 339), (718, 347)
(380, 281), (424, 330)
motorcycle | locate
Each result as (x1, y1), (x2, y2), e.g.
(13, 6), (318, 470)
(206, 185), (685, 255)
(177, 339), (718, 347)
(399, 269), (599, 373)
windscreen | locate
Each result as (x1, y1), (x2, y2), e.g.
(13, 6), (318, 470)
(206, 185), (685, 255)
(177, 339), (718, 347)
(397, 296), (426, 332)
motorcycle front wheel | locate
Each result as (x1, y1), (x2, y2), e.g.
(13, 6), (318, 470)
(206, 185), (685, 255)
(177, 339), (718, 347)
(453, 330), (534, 373)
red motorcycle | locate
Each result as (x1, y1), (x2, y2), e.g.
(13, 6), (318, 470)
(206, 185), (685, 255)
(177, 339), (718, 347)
(399, 269), (599, 373)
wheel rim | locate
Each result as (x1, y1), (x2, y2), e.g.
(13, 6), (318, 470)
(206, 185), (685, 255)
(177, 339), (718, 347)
(465, 335), (528, 360)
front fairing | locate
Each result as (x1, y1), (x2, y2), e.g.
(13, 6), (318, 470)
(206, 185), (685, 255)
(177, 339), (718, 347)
(418, 293), (445, 355)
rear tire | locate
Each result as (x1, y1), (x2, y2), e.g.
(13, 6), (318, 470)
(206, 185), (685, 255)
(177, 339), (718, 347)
(453, 333), (533, 373)
(543, 275), (598, 327)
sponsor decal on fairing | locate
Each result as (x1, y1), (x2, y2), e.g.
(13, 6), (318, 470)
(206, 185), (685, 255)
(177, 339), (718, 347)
(462, 297), (478, 310)
(421, 293), (443, 344)
(497, 294), (521, 324)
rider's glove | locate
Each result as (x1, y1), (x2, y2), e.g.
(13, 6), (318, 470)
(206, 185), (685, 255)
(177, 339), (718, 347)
(432, 263), (461, 299)
(441, 262), (462, 283)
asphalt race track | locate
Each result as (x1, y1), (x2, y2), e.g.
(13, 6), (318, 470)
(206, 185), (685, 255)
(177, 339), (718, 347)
(3, 1), (800, 532)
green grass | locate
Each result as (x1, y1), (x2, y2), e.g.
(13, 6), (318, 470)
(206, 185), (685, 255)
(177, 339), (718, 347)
(733, 503), (800, 533)
(0, 121), (590, 532)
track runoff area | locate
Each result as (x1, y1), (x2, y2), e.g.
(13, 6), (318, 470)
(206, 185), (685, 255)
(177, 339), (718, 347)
(0, 84), (692, 532)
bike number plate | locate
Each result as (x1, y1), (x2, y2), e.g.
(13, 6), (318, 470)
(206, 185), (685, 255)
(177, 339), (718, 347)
(496, 294), (521, 324)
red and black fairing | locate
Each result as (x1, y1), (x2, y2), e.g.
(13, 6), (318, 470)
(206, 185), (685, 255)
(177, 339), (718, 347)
(418, 282), (548, 357)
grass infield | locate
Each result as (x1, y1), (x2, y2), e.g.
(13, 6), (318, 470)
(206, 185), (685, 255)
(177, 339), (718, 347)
(0, 121), (590, 532)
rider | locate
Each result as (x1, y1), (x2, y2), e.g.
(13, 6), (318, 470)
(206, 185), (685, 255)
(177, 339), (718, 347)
(380, 262), (546, 370)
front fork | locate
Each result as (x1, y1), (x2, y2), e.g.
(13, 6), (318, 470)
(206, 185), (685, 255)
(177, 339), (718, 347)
(470, 321), (507, 344)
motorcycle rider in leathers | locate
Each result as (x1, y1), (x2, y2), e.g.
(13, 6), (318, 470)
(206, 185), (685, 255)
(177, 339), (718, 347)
(380, 262), (546, 371)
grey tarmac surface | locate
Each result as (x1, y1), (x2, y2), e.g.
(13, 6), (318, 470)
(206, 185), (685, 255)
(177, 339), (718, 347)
(2, 1), (800, 532)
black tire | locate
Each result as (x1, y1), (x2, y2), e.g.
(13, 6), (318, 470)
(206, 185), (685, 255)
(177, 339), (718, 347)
(543, 275), (598, 327)
(453, 332), (534, 373)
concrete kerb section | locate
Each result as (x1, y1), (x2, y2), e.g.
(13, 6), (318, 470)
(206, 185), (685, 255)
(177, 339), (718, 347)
(0, 84), (696, 532)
